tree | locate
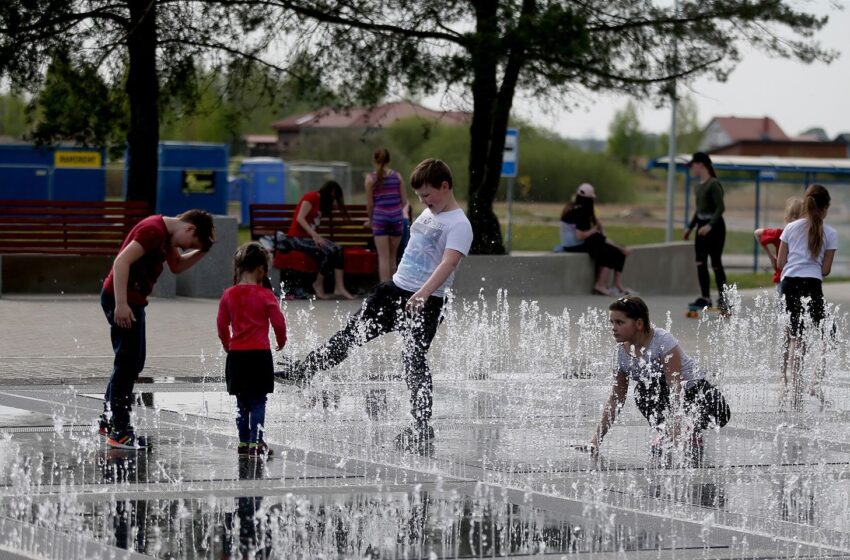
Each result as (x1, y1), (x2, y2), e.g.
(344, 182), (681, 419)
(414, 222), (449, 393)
(0, 91), (29, 138)
(657, 94), (703, 156)
(0, 1), (295, 211)
(607, 101), (648, 164)
(273, 0), (834, 253)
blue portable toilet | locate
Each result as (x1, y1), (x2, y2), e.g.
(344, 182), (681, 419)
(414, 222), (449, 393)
(0, 144), (105, 201)
(150, 142), (229, 215)
(239, 157), (286, 224)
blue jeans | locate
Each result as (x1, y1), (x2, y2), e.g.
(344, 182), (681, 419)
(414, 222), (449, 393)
(236, 394), (267, 444)
(101, 290), (146, 432)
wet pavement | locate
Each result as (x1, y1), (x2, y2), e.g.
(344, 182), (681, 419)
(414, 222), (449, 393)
(1, 287), (850, 558)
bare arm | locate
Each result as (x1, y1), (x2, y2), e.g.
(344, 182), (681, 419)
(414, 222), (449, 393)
(575, 226), (600, 240)
(364, 175), (375, 221)
(406, 249), (464, 312)
(167, 247), (207, 274)
(823, 249), (835, 277)
(111, 241), (146, 328)
(777, 241), (789, 271)
(754, 230), (778, 267)
(399, 173), (408, 208)
(295, 200), (325, 245)
(591, 371), (629, 450)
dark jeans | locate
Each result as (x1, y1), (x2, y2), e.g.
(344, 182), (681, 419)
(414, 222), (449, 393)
(236, 394), (267, 444)
(634, 376), (730, 433)
(101, 290), (146, 432)
(584, 233), (626, 272)
(694, 218), (727, 302)
(301, 281), (444, 428)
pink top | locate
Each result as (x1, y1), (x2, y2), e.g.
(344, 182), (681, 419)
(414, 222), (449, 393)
(217, 284), (287, 351)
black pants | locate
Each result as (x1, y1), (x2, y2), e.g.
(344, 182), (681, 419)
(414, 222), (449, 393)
(301, 281), (444, 427)
(285, 236), (344, 277)
(694, 218), (727, 302)
(781, 277), (825, 336)
(634, 376), (730, 433)
(583, 233), (626, 272)
(101, 290), (146, 432)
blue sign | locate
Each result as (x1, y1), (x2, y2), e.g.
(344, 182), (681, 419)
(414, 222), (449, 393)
(501, 128), (519, 178)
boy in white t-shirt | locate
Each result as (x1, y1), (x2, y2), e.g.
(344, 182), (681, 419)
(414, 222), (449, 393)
(283, 159), (473, 454)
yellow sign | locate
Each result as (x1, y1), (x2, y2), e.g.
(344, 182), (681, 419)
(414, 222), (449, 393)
(182, 170), (216, 194)
(55, 151), (102, 168)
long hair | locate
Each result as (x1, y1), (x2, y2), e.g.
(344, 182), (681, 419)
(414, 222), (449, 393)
(561, 194), (597, 226)
(233, 242), (270, 285)
(373, 148), (390, 191)
(317, 180), (349, 222)
(803, 184), (831, 258)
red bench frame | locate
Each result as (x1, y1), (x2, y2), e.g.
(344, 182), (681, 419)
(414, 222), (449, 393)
(249, 203), (378, 276)
(0, 200), (149, 256)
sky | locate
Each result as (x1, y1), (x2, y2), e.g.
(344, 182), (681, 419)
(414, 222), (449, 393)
(426, 2), (850, 141)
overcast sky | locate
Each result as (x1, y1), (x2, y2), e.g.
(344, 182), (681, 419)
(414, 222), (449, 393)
(426, 2), (850, 141)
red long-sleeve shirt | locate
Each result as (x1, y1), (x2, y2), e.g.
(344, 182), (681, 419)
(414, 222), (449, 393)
(217, 284), (287, 352)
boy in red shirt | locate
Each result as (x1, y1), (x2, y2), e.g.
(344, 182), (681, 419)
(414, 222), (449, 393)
(754, 197), (803, 285)
(100, 209), (216, 449)
(217, 242), (287, 457)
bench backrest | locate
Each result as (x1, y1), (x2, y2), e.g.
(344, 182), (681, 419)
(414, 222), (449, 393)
(250, 203), (373, 247)
(0, 200), (149, 256)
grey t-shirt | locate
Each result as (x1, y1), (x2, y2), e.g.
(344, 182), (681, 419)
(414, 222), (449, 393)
(615, 328), (703, 389)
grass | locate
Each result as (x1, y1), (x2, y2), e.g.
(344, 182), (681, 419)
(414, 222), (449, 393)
(505, 224), (756, 254)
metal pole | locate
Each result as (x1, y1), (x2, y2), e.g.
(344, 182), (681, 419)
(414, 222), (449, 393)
(505, 177), (515, 254)
(664, 0), (679, 242)
(753, 172), (761, 272)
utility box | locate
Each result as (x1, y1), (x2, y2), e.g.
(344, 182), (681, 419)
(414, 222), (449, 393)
(138, 142), (229, 216)
(0, 144), (105, 201)
(239, 157), (286, 224)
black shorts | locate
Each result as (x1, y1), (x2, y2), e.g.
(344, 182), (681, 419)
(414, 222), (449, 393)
(225, 349), (274, 396)
(780, 277), (825, 336)
(634, 376), (730, 432)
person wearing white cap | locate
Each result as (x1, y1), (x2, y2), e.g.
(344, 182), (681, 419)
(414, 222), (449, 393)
(558, 183), (633, 296)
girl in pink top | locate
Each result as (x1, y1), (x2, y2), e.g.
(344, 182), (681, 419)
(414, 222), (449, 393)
(217, 242), (287, 457)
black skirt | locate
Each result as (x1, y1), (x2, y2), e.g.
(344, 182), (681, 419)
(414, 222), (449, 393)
(225, 349), (274, 396)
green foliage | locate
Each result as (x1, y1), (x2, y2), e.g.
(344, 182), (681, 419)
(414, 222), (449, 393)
(29, 51), (125, 151)
(656, 95), (703, 156)
(0, 91), (28, 138)
(607, 101), (653, 163)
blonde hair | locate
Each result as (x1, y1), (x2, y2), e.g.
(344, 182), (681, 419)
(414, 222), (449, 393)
(784, 197), (803, 222)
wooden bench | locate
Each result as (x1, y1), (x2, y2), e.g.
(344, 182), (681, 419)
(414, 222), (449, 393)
(249, 203), (378, 278)
(0, 200), (149, 256)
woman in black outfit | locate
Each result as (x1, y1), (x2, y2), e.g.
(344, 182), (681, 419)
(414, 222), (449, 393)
(559, 183), (632, 296)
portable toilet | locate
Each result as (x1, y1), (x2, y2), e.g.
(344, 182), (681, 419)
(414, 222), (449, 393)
(0, 144), (105, 201)
(150, 142), (229, 215)
(239, 157), (286, 225)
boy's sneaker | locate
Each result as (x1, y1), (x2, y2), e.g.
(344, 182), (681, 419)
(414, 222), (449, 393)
(394, 424), (435, 455)
(237, 442), (250, 455)
(106, 429), (148, 450)
(689, 297), (712, 309)
(248, 441), (274, 457)
(98, 415), (111, 437)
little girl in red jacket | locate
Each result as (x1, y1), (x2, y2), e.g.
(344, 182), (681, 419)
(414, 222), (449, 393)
(217, 242), (287, 457)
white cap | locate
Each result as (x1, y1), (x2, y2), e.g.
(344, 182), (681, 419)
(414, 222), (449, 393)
(576, 183), (596, 198)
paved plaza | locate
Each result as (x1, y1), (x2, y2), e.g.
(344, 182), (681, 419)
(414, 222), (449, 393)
(1, 286), (850, 558)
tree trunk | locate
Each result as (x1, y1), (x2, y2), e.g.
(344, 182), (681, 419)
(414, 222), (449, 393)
(124, 0), (159, 213)
(467, 2), (504, 255)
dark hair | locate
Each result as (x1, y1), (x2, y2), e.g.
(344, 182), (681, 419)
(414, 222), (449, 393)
(689, 152), (717, 178)
(609, 295), (651, 332)
(177, 209), (215, 251)
(803, 184), (831, 258)
(560, 194), (597, 226)
(317, 180), (349, 221)
(233, 241), (270, 285)
(410, 158), (453, 190)
(373, 148), (390, 190)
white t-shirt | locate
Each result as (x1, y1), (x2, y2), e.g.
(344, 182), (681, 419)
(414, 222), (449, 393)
(393, 208), (473, 297)
(779, 218), (838, 281)
(615, 328), (703, 389)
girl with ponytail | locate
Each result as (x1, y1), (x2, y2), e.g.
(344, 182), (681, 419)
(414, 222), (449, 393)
(777, 183), (837, 411)
(365, 148), (408, 282)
